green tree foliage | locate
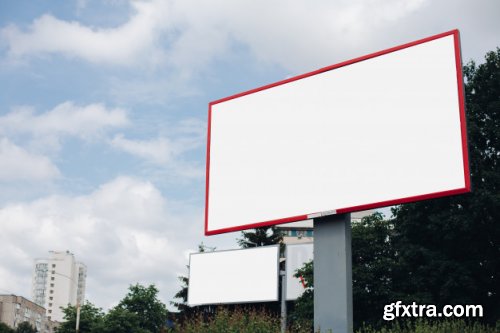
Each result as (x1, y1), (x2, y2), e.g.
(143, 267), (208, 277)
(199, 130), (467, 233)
(14, 322), (36, 333)
(57, 284), (168, 333)
(97, 307), (149, 333)
(237, 226), (283, 248)
(55, 302), (104, 333)
(290, 260), (313, 330)
(0, 322), (14, 333)
(392, 48), (500, 322)
(117, 284), (168, 333)
(171, 275), (190, 313)
(352, 212), (396, 326)
(290, 214), (396, 329)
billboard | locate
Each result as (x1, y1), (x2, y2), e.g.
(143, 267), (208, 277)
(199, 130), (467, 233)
(285, 243), (313, 300)
(187, 245), (279, 306)
(206, 30), (469, 235)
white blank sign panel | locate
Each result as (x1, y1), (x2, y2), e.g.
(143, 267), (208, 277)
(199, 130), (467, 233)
(286, 243), (313, 300)
(206, 30), (470, 235)
(187, 246), (279, 306)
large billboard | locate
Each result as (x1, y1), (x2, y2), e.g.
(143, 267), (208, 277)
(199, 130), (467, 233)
(206, 30), (469, 235)
(187, 245), (279, 306)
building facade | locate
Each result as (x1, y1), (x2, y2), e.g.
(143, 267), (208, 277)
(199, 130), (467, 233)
(276, 209), (376, 244)
(31, 251), (87, 322)
(0, 294), (55, 332)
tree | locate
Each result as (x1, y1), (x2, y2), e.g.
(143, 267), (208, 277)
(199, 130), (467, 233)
(290, 260), (313, 330)
(290, 213), (396, 329)
(98, 307), (149, 333)
(0, 322), (14, 333)
(14, 322), (36, 333)
(391, 48), (500, 323)
(351, 212), (396, 327)
(117, 284), (168, 333)
(56, 302), (104, 333)
(237, 226), (282, 248)
(171, 275), (190, 314)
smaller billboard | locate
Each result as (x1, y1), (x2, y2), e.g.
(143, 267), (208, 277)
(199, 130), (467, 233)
(285, 243), (314, 300)
(188, 245), (279, 306)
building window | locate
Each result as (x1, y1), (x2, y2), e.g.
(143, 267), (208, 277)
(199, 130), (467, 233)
(51, 277), (54, 281)
(48, 310), (52, 313)
(52, 264), (56, 268)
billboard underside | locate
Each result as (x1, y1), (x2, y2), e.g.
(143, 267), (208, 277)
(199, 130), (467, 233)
(206, 30), (469, 235)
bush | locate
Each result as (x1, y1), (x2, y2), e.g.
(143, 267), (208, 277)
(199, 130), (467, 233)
(173, 312), (498, 333)
(356, 319), (500, 333)
(172, 307), (280, 333)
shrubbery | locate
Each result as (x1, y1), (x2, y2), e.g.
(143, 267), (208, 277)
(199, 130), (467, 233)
(170, 309), (498, 333)
(357, 319), (499, 333)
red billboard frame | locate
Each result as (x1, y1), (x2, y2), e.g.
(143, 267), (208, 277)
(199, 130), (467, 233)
(205, 29), (470, 236)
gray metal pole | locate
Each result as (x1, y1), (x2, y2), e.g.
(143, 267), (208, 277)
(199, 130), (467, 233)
(280, 270), (287, 333)
(314, 213), (353, 333)
(75, 301), (80, 332)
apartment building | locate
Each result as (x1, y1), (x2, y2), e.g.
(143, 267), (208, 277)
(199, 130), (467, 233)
(32, 251), (86, 322)
(0, 294), (55, 332)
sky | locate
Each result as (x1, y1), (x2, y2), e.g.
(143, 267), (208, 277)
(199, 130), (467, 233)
(0, 0), (499, 312)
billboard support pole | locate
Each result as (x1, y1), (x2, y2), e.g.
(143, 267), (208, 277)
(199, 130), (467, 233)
(314, 213), (353, 333)
(280, 269), (287, 333)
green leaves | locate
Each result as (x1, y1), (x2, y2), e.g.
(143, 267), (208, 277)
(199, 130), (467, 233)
(237, 226), (283, 248)
(56, 284), (168, 333)
(56, 302), (104, 333)
(14, 322), (37, 333)
(392, 48), (500, 323)
(117, 284), (168, 333)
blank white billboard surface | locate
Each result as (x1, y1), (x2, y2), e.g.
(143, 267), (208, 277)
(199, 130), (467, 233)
(206, 30), (470, 235)
(187, 246), (279, 306)
(286, 243), (313, 300)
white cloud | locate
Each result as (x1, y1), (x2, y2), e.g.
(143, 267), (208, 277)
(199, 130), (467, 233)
(109, 132), (206, 180)
(109, 118), (205, 167)
(166, 0), (433, 73)
(110, 134), (173, 165)
(0, 0), (428, 72)
(0, 102), (129, 154)
(1, 0), (170, 66)
(0, 138), (60, 181)
(2, 0), (499, 75)
(0, 176), (215, 310)
(0, 102), (128, 139)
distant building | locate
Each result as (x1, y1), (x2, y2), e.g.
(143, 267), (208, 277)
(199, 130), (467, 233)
(276, 210), (376, 244)
(32, 251), (87, 322)
(0, 294), (55, 332)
